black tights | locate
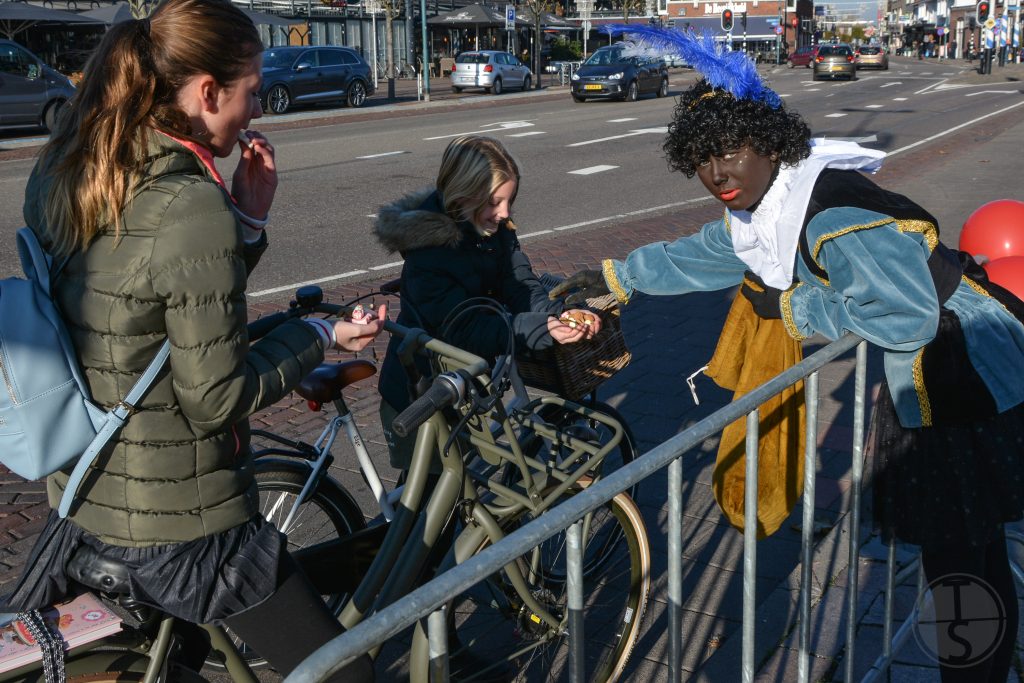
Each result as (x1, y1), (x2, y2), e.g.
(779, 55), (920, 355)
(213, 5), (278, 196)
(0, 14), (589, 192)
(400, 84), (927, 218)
(920, 535), (1018, 683)
(223, 551), (375, 682)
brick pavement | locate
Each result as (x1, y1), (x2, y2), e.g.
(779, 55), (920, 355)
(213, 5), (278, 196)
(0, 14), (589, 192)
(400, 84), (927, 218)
(2, 65), (1023, 680)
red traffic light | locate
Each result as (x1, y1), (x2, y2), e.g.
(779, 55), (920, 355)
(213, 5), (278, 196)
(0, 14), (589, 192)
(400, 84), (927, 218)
(721, 9), (734, 31)
(977, 0), (991, 21)
(790, 16), (799, 28)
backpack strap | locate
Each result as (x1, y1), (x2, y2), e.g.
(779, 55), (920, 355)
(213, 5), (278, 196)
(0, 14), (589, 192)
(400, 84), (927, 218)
(58, 339), (172, 518)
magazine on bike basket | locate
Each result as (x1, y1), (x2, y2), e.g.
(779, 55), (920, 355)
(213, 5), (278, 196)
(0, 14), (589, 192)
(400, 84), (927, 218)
(0, 592), (122, 673)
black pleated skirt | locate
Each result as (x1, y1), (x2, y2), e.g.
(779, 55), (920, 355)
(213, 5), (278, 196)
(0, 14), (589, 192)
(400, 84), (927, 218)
(872, 303), (1024, 549)
(0, 513), (283, 625)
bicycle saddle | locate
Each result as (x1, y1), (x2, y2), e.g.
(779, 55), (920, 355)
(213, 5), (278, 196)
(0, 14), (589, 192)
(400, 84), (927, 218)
(296, 360), (377, 404)
(66, 543), (131, 595)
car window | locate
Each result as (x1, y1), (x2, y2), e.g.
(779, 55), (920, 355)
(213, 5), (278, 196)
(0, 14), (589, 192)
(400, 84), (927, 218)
(456, 53), (489, 64)
(339, 50), (360, 65)
(263, 49), (298, 69)
(584, 48), (623, 66)
(495, 53), (508, 65)
(0, 43), (38, 78)
(318, 50), (344, 67)
(859, 47), (881, 55)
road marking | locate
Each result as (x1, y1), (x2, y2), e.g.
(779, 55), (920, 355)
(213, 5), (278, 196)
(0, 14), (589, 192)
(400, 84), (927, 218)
(879, 82), (902, 88)
(366, 214), (377, 218)
(569, 165), (619, 175)
(356, 151), (406, 159)
(250, 271), (369, 297)
(805, 88), (821, 92)
(607, 118), (638, 122)
(247, 197), (716, 297)
(506, 131), (545, 137)
(889, 99), (1024, 157)
(865, 104), (884, 108)
(567, 127), (668, 147)
(424, 120), (534, 140)
(920, 71), (933, 75)
(965, 90), (1019, 96)
(893, 97), (908, 101)
(780, 93), (792, 97)
(914, 79), (947, 95)
(825, 113), (848, 118)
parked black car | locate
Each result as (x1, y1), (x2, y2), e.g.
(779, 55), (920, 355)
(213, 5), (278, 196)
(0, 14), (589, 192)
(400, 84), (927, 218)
(0, 39), (75, 132)
(260, 46), (374, 114)
(570, 44), (669, 103)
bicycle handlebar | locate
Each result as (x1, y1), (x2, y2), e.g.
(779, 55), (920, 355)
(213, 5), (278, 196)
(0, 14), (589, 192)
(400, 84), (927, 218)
(391, 371), (468, 438)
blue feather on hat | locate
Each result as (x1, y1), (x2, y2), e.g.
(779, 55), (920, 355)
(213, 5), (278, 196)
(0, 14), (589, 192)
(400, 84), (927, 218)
(600, 25), (782, 108)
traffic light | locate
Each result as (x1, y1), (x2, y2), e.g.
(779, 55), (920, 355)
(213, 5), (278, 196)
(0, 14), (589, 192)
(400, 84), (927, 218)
(790, 16), (799, 28)
(740, 11), (747, 29)
(977, 0), (990, 22)
(721, 8), (734, 31)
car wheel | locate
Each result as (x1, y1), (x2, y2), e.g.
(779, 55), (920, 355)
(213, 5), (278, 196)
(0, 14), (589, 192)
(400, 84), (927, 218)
(267, 85), (290, 115)
(346, 80), (367, 107)
(572, 94), (586, 103)
(452, 86), (462, 93)
(522, 75), (532, 91)
(492, 78), (503, 95)
(624, 80), (638, 102)
(657, 78), (669, 98)
(43, 100), (67, 133)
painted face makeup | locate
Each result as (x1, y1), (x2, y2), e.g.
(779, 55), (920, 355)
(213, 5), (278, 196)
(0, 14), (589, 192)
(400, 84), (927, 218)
(696, 146), (779, 212)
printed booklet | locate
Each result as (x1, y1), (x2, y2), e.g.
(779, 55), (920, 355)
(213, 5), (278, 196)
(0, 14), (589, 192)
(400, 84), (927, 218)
(0, 592), (122, 673)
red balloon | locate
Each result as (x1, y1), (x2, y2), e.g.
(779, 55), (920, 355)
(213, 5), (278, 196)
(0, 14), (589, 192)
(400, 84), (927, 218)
(959, 199), (1024, 262)
(983, 256), (1024, 302)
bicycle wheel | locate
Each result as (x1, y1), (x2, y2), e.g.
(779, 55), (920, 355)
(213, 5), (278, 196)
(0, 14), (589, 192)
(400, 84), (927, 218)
(444, 486), (650, 682)
(206, 464), (366, 670)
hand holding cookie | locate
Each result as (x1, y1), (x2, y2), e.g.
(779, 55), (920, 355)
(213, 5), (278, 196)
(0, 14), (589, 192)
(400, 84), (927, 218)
(548, 309), (602, 343)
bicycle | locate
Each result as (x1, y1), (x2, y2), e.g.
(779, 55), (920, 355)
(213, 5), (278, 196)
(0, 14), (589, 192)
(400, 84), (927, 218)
(244, 286), (651, 681)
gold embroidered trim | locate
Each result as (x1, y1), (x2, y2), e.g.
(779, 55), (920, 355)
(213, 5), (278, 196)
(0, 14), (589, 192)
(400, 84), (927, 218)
(780, 285), (807, 341)
(911, 347), (932, 427)
(894, 219), (938, 251)
(810, 217), (894, 264)
(603, 259), (629, 304)
(723, 209), (731, 234)
(962, 275), (1012, 315)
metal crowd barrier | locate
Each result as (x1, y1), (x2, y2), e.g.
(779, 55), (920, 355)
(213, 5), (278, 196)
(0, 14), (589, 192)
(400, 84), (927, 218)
(281, 333), (966, 682)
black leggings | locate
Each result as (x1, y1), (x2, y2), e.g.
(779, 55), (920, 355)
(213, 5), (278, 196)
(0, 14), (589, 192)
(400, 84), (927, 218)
(223, 551), (376, 682)
(920, 535), (1018, 683)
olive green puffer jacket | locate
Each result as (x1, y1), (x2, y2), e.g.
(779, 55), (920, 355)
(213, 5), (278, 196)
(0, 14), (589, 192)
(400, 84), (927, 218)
(23, 134), (325, 546)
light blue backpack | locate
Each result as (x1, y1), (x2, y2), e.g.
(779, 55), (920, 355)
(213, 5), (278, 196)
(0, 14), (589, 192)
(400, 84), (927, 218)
(0, 228), (170, 517)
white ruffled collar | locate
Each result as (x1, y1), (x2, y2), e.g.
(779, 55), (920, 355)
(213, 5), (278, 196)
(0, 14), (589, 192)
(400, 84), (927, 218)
(727, 139), (887, 289)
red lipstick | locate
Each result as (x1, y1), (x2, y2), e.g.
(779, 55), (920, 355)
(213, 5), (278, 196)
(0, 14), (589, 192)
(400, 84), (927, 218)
(719, 189), (739, 201)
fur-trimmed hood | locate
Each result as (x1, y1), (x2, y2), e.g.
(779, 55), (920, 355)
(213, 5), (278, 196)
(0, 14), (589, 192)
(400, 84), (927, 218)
(374, 188), (465, 254)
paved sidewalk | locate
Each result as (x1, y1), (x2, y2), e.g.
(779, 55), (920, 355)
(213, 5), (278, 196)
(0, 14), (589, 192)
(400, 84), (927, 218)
(2, 71), (1023, 682)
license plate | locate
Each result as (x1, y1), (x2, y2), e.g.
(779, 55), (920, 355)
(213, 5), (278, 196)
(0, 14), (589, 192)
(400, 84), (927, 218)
(831, 65), (845, 71)
(584, 84), (602, 91)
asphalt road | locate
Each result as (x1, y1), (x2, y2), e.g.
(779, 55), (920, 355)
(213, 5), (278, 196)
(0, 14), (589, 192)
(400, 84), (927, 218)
(0, 57), (1021, 294)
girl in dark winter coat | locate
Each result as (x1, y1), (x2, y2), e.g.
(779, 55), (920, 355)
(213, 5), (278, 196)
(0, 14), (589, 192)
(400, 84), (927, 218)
(2, 0), (382, 678)
(374, 135), (599, 468)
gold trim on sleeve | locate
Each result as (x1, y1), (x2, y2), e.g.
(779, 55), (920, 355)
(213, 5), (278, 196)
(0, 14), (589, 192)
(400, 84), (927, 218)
(780, 285), (807, 341)
(603, 259), (629, 304)
(963, 275), (1012, 315)
(911, 347), (933, 427)
(894, 219), (938, 252)
(810, 217), (894, 264)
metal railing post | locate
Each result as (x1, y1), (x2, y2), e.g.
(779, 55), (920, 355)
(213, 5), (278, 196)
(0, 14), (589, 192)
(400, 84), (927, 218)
(566, 520), (585, 683)
(668, 456), (684, 682)
(742, 409), (760, 683)
(844, 341), (868, 682)
(427, 607), (449, 682)
(797, 371), (819, 683)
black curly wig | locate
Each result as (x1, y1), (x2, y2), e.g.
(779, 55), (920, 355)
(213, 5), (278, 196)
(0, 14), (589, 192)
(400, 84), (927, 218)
(664, 79), (812, 178)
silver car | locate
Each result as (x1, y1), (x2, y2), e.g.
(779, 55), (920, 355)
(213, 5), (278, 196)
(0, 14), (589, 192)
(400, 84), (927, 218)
(0, 39), (75, 132)
(450, 50), (532, 94)
(812, 43), (857, 81)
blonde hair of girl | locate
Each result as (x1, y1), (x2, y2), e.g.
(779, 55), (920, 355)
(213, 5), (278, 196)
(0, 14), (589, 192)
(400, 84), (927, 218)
(38, 0), (262, 260)
(436, 135), (520, 230)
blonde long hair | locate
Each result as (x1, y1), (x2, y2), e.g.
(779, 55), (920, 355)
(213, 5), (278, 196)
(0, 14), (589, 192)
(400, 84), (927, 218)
(436, 135), (520, 229)
(38, 0), (262, 260)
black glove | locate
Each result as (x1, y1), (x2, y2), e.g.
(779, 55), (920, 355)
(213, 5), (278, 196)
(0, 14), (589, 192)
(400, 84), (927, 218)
(547, 269), (609, 306)
(740, 271), (783, 320)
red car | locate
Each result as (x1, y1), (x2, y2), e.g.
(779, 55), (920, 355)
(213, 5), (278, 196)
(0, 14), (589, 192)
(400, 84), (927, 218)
(788, 45), (818, 68)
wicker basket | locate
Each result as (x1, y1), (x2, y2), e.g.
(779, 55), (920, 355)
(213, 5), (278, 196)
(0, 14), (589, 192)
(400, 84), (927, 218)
(516, 293), (632, 400)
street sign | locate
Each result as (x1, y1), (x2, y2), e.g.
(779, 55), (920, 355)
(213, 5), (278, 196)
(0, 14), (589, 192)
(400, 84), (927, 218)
(767, 18), (779, 25)
(775, 25), (783, 34)
(505, 4), (515, 29)
(937, 27), (945, 35)
(985, 17), (996, 29)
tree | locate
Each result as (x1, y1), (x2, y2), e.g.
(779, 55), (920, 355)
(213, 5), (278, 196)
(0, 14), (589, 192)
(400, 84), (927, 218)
(521, 0), (556, 89)
(619, 0), (646, 23)
(381, 0), (402, 97)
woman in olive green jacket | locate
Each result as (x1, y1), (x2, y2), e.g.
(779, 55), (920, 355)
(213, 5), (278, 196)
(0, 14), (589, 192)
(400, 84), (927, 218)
(2, 0), (382, 678)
